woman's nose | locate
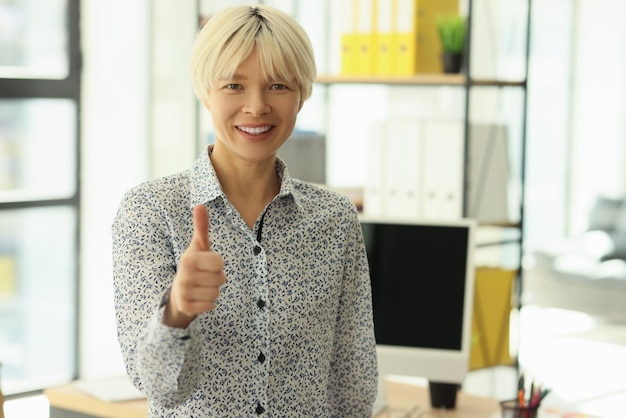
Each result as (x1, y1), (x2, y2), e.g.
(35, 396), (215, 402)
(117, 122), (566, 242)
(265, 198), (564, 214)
(243, 91), (270, 116)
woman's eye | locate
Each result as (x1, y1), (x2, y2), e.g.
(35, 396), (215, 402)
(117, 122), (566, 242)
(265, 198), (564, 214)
(225, 83), (241, 90)
(271, 84), (288, 90)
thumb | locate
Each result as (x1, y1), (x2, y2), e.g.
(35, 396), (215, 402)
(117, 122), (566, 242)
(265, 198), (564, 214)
(191, 204), (210, 251)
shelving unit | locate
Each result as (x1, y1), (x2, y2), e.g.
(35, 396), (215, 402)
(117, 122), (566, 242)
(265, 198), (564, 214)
(315, 0), (531, 372)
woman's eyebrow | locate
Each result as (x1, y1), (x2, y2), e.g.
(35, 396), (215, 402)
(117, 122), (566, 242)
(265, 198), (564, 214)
(219, 73), (247, 82)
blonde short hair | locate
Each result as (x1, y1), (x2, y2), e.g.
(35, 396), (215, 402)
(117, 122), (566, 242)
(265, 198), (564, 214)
(191, 5), (317, 106)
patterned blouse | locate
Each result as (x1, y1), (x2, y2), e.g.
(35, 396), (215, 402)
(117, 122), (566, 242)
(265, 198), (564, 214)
(112, 146), (378, 417)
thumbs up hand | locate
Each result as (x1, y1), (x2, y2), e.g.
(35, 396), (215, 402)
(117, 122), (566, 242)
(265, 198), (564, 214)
(163, 204), (226, 328)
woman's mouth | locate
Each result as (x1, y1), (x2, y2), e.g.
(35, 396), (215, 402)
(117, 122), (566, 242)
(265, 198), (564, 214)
(237, 125), (272, 135)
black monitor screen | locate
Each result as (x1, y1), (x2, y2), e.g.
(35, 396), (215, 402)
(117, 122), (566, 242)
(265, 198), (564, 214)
(361, 221), (470, 351)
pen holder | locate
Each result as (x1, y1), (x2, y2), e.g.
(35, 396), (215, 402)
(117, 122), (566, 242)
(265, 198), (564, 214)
(500, 399), (538, 418)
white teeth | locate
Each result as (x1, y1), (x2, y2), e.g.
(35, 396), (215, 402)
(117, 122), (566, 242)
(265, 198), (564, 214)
(239, 126), (271, 135)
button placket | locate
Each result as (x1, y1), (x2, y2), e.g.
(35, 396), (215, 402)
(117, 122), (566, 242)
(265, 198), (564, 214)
(251, 235), (269, 416)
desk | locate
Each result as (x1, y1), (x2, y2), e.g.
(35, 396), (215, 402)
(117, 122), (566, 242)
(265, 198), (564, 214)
(374, 379), (500, 418)
(44, 385), (147, 418)
(44, 379), (499, 418)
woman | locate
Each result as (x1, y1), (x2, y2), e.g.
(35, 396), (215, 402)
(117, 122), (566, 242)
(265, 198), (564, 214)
(113, 5), (378, 417)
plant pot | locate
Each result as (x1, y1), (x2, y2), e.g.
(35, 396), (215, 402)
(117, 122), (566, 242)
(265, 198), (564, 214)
(442, 51), (463, 73)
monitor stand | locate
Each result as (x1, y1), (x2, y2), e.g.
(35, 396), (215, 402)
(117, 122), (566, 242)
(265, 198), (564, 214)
(428, 381), (460, 409)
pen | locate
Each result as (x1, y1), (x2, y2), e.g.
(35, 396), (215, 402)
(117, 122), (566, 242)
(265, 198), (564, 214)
(539, 387), (551, 402)
(530, 390), (541, 408)
(517, 374), (525, 408)
(517, 389), (526, 408)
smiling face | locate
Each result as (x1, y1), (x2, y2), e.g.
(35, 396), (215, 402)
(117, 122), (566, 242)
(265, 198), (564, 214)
(203, 49), (302, 166)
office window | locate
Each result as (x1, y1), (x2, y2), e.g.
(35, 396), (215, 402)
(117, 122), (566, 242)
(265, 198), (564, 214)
(0, 99), (76, 201)
(0, 0), (80, 395)
(524, 0), (573, 249)
(0, 0), (69, 79)
(0, 207), (77, 393)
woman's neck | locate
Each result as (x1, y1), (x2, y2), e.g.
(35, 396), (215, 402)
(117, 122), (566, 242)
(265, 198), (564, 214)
(209, 147), (281, 228)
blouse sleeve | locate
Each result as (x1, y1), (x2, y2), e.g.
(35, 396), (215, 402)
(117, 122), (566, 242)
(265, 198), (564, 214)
(112, 186), (202, 407)
(329, 201), (379, 415)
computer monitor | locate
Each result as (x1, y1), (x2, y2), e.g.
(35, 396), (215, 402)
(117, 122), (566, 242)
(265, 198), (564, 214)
(359, 216), (476, 404)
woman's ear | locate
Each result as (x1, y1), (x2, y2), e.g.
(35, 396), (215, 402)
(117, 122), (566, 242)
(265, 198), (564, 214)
(202, 96), (211, 112)
(297, 92), (305, 112)
(200, 88), (213, 111)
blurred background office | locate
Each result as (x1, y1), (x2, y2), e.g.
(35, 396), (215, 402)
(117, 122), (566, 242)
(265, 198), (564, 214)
(1, 0), (625, 416)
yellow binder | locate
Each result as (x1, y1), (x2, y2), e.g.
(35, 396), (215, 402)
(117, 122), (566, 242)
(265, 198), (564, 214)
(355, 0), (377, 75)
(340, 0), (359, 76)
(375, 0), (397, 76)
(394, 0), (459, 75)
(469, 268), (516, 371)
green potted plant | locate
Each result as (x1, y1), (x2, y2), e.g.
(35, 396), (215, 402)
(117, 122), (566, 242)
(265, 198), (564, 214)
(436, 14), (467, 73)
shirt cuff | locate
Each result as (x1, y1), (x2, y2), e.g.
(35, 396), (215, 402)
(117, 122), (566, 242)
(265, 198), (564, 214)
(156, 287), (193, 341)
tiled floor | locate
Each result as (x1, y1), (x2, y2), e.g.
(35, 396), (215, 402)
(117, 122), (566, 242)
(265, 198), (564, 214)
(4, 305), (626, 418)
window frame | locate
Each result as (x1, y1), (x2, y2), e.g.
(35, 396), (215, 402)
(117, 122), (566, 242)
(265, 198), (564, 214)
(0, 0), (81, 396)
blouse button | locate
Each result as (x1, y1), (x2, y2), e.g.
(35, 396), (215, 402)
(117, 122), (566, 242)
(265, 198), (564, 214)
(257, 298), (266, 309)
(258, 351), (266, 363)
(255, 404), (265, 414)
(253, 245), (261, 255)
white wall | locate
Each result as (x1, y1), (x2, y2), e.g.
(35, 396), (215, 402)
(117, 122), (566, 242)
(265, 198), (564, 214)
(149, 0), (198, 178)
(80, 0), (150, 378)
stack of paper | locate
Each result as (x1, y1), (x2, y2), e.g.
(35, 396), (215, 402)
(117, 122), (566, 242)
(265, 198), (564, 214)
(73, 376), (145, 402)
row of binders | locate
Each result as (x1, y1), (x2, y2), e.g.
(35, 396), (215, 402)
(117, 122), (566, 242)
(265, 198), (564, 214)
(363, 120), (511, 223)
(341, 0), (460, 76)
(364, 119), (464, 220)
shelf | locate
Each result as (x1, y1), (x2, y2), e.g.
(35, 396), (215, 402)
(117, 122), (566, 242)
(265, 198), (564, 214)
(477, 221), (522, 229)
(316, 73), (464, 86)
(471, 79), (527, 88)
(475, 225), (522, 248)
(316, 74), (526, 88)
(475, 238), (522, 248)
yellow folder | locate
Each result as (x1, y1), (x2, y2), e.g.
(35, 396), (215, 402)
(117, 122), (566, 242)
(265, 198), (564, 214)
(340, 0), (359, 76)
(469, 267), (516, 371)
(394, 0), (459, 75)
(355, 0), (377, 75)
(375, 0), (397, 76)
